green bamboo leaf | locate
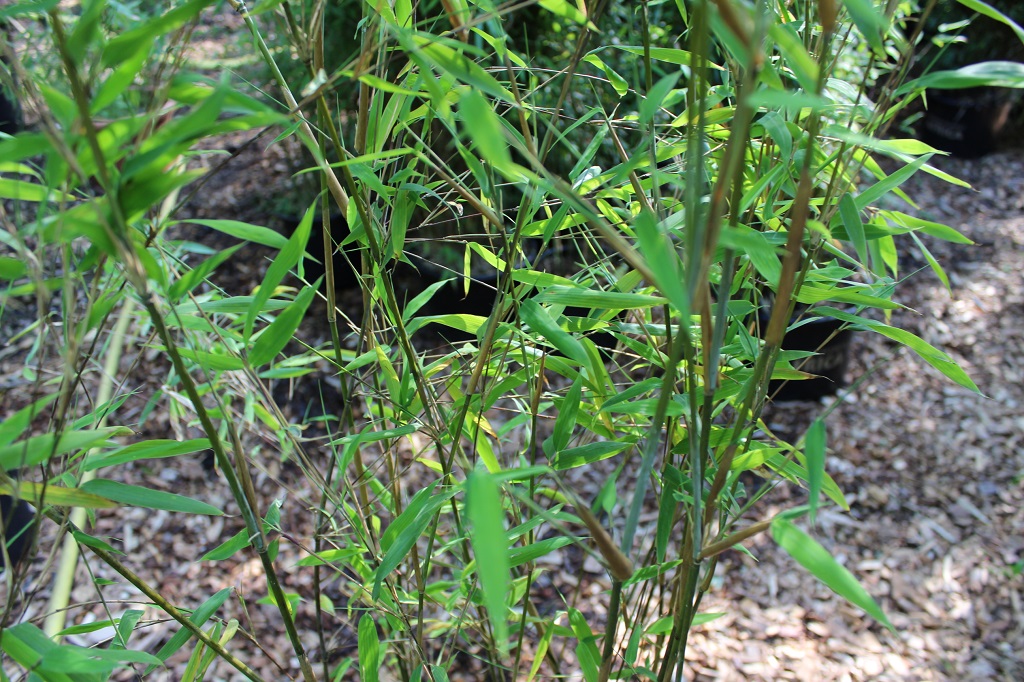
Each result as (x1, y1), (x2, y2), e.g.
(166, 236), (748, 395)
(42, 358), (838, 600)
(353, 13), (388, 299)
(539, 0), (594, 27)
(841, 0), (888, 55)
(168, 244), (244, 301)
(768, 23), (820, 92)
(0, 427), (127, 470)
(84, 438), (212, 471)
(884, 211), (972, 244)
(245, 203), (314, 340)
(805, 419), (826, 525)
(406, 313), (489, 335)
(428, 665), (450, 681)
(816, 307), (980, 393)
(380, 481), (440, 553)
(401, 278), (450, 322)
(179, 219), (288, 249)
(0, 624), (75, 681)
(520, 299), (588, 365)
(607, 45), (721, 68)
(634, 210), (689, 317)
(0, 256), (26, 280)
(459, 90), (513, 171)
(568, 608), (600, 682)
(755, 111), (792, 161)
(0, 178), (73, 202)
(199, 530), (249, 562)
(329, 423), (420, 448)
(656, 465), (682, 562)
(81, 480), (223, 516)
(0, 394), (58, 447)
(146, 588), (232, 674)
(902, 60), (1024, 93)
(111, 609), (145, 651)
(910, 232), (951, 292)
(547, 376), (582, 456)
(201, 502), (282, 561)
(372, 483), (455, 599)
(837, 193), (868, 265)
(535, 285), (666, 309)
(414, 37), (515, 104)
(957, 0), (1024, 41)
(581, 54), (629, 98)
(508, 536), (575, 568)
(92, 44), (149, 114)
(358, 614), (380, 682)
(552, 441), (631, 470)
(719, 225), (783, 287)
(854, 154), (931, 211)
(0, 0), (59, 21)
(772, 516), (893, 630)
(174, 348), (245, 372)
(178, 296), (291, 315)
(102, 0), (209, 67)
(0, 480), (117, 509)
(763, 452), (848, 509)
(466, 471), (510, 656)
(248, 281), (319, 367)
(639, 72), (681, 125)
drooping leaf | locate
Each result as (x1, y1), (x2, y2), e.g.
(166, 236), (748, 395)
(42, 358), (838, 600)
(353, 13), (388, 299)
(816, 307), (980, 393)
(372, 483), (455, 599)
(568, 608), (601, 682)
(772, 515), (893, 631)
(459, 89), (513, 172)
(805, 419), (826, 525)
(358, 614), (380, 682)
(466, 471), (510, 656)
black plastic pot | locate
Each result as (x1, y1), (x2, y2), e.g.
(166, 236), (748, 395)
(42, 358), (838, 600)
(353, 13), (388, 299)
(1, 75), (19, 135)
(919, 87), (1015, 158)
(1, 494), (35, 571)
(767, 313), (853, 402)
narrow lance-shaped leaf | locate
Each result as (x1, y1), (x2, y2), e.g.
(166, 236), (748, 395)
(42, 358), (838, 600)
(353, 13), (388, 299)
(358, 614), (380, 682)
(81, 480), (223, 516)
(805, 418), (826, 525)
(466, 471), (510, 656)
(772, 515), (893, 631)
(520, 299), (589, 366)
(459, 89), (514, 173)
(372, 483), (455, 599)
(244, 203), (314, 340)
(816, 307), (980, 393)
(146, 588), (232, 675)
(248, 280), (320, 367)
